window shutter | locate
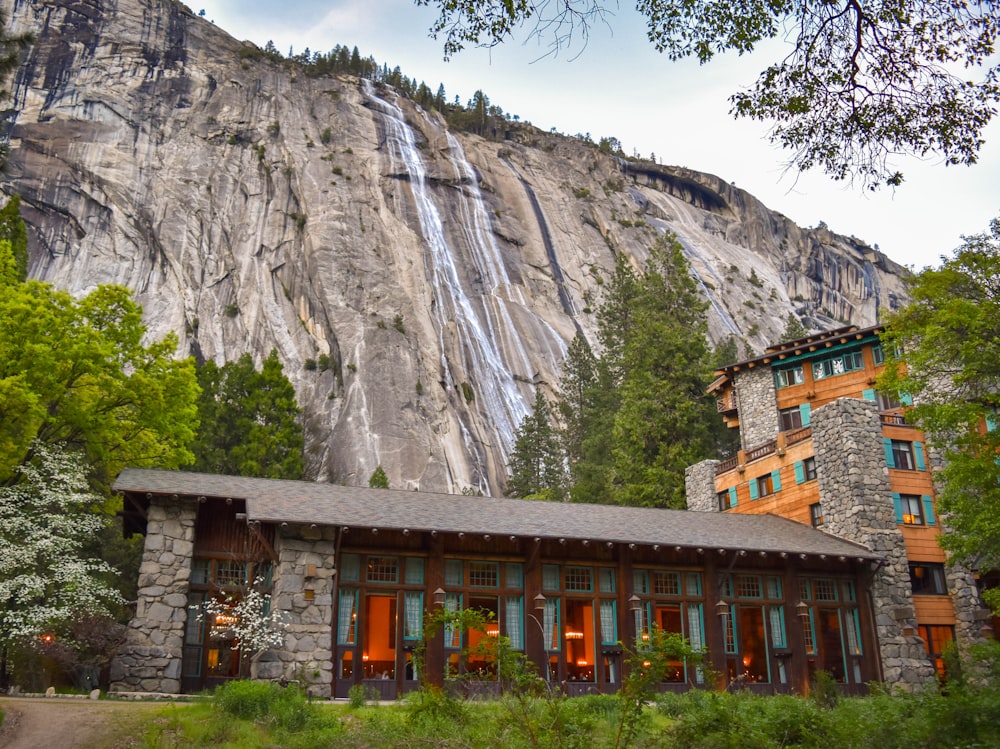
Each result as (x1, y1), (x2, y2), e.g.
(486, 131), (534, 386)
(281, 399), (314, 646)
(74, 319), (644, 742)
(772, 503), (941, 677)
(728, 487), (738, 508)
(914, 442), (926, 471)
(883, 438), (895, 468)
(794, 461), (805, 484)
(986, 411), (998, 432)
(799, 403), (812, 426)
(900, 393), (913, 406)
(892, 493), (904, 523)
(862, 388), (876, 402)
(922, 496), (936, 526)
(771, 469), (782, 492)
(749, 479), (759, 500)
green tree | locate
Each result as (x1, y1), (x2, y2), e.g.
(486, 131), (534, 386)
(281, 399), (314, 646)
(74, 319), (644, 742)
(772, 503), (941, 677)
(191, 350), (303, 479)
(610, 236), (717, 508)
(0, 196), (27, 282)
(0, 281), (199, 488)
(506, 390), (566, 501)
(779, 313), (808, 344)
(878, 218), (1000, 607)
(369, 465), (390, 488)
(0, 443), (125, 684)
(416, 0), (1000, 188)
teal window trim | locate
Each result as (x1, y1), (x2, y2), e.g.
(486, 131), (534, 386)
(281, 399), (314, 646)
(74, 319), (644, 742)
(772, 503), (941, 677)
(922, 495), (936, 526)
(405, 557), (425, 585)
(403, 591), (424, 640)
(883, 438), (895, 468)
(799, 403), (811, 426)
(542, 564), (561, 592)
(914, 442), (926, 471)
(749, 479), (759, 500)
(892, 493), (904, 523)
(772, 337), (878, 368)
(728, 486), (738, 507)
(771, 469), (782, 492)
(599, 599), (618, 645)
(862, 388), (876, 401)
(794, 461), (805, 484)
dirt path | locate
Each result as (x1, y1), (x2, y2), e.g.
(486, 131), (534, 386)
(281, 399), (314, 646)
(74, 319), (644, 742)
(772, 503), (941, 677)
(0, 697), (167, 749)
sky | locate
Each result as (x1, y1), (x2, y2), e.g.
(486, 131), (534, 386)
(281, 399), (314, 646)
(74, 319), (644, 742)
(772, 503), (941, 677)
(195, 0), (999, 271)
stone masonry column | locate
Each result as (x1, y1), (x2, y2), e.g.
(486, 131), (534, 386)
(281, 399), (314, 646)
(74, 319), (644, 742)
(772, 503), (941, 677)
(811, 398), (935, 688)
(734, 368), (780, 450)
(110, 496), (197, 694)
(270, 525), (336, 698)
(685, 459), (721, 512)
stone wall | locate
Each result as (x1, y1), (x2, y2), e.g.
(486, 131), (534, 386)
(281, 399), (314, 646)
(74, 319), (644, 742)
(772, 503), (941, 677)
(735, 368), (779, 450)
(266, 525), (337, 698)
(109, 497), (197, 693)
(811, 398), (936, 687)
(685, 459), (721, 512)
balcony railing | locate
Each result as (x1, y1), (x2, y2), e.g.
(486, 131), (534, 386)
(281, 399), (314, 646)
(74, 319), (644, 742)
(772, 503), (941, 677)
(716, 455), (739, 474)
(880, 413), (913, 427)
(745, 440), (777, 462)
(785, 426), (812, 445)
(716, 391), (739, 414)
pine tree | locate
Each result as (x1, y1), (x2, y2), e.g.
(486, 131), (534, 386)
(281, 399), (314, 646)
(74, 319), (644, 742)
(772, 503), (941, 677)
(191, 350), (303, 479)
(610, 235), (717, 508)
(506, 390), (566, 501)
(779, 313), (808, 343)
(368, 465), (389, 489)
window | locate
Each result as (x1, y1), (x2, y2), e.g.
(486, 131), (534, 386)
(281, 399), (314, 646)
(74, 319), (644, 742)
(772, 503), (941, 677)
(803, 457), (817, 481)
(754, 473), (778, 497)
(779, 407), (803, 431)
(774, 366), (804, 388)
(717, 490), (730, 511)
(811, 349), (865, 380)
(810, 502), (824, 528)
(898, 494), (924, 525)
(920, 625), (954, 678)
(872, 343), (885, 366)
(909, 564), (947, 595)
(564, 566), (593, 592)
(469, 561), (499, 588)
(366, 556), (399, 583)
(891, 440), (914, 470)
(876, 392), (902, 411)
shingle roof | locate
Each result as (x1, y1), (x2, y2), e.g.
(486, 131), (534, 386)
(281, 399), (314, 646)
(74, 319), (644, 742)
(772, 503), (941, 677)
(113, 468), (876, 559)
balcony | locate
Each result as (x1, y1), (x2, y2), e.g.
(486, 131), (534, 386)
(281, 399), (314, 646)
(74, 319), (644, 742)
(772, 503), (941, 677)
(880, 413), (913, 428)
(716, 390), (739, 414)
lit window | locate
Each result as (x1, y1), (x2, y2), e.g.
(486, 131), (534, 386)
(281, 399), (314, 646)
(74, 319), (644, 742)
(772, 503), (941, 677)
(899, 494), (924, 525)
(366, 556), (399, 583)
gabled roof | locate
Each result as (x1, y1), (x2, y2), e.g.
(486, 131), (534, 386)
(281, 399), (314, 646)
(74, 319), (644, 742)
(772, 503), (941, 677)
(114, 468), (876, 560)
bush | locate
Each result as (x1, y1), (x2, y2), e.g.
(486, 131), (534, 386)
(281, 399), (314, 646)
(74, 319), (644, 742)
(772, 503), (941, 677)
(214, 679), (325, 733)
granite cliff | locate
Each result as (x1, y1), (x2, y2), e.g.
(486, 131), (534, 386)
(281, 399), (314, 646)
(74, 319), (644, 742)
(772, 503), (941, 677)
(1, 0), (910, 494)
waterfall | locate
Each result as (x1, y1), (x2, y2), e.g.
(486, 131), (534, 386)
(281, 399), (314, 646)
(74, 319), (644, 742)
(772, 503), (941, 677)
(362, 82), (547, 478)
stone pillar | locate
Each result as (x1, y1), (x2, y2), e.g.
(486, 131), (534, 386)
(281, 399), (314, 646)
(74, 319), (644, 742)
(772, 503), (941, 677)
(110, 496), (197, 694)
(811, 398), (935, 688)
(271, 524), (336, 698)
(734, 368), (779, 450)
(685, 459), (721, 512)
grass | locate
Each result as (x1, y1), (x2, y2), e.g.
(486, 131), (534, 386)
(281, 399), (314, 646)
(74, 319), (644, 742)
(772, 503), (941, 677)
(126, 678), (1000, 749)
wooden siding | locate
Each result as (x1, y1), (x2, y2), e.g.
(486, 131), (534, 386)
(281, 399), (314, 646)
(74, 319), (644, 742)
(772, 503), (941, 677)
(901, 527), (946, 563)
(913, 596), (957, 625)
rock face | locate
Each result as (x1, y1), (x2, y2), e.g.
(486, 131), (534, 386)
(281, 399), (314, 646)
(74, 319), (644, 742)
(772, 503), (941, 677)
(1, 0), (911, 494)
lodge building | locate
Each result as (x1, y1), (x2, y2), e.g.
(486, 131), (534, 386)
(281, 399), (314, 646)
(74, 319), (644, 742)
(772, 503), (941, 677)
(685, 324), (994, 685)
(109, 323), (995, 698)
(109, 469), (880, 698)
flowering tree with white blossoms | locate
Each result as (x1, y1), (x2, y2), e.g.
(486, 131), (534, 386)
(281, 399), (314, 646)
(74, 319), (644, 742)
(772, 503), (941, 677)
(0, 442), (124, 683)
(198, 577), (286, 675)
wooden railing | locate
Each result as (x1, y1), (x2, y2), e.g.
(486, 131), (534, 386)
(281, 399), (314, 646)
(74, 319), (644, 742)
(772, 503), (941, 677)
(785, 426), (812, 445)
(746, 440), (777, 462)
(716, 455), (739, 474)
(880, 413), (913, 427)
(716, 390), (739, 413)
